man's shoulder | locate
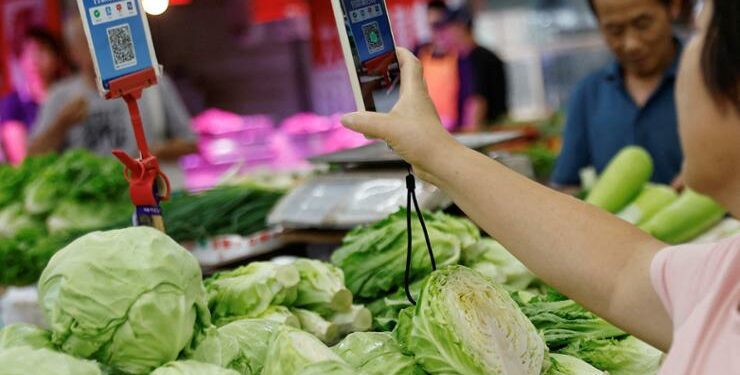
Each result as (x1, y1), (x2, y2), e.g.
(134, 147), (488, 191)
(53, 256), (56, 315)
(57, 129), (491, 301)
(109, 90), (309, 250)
(571, 66), (614, 98)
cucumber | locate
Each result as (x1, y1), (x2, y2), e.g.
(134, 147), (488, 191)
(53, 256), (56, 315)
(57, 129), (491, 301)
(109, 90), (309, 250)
(586, 147), (653, 213)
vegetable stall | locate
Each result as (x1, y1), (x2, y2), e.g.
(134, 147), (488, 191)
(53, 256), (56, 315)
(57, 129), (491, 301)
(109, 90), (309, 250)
(0, 146), (737, 374)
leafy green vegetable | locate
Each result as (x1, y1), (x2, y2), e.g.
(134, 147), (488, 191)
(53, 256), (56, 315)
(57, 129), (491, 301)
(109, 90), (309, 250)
(38, 227), (211, 374)
(639, 189), (726, 244)
(330, 304), (372, 338)
(395, 266), (545, 374)
(291, 308), (341, 345)
(559, 337), (663, 375)
(261, 326), (345, 375)
(151, 360), (241, 375)
(0, 154), (59, 209)
(367, 278), (427, 331)
(293, 259), (353, 314)
(206, 262), (300, 325)
(515, 291), (625, 350)
(586, 147), (653, 213)
(332, 210), (468, 299)
(0, 203), (44, 238)
(461, 238), (538, 291)
(46, 199), (129, 234)
(0, 323), (52, 350)
(544, 353), (605, 375)
(163, 185), (284, 242)
(616, 184), (678, 225)
(0, 346), (102, 375)
(523, 143), (558, 180)
(190, 319), (280, 375)
(296, 360), (361, 375)
(333, 332), (425, 375)
(0, 226), (49, 285)
(255, 305), (301, 328)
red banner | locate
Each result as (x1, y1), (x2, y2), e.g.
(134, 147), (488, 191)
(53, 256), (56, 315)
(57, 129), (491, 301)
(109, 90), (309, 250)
(251, 0), (310, 24)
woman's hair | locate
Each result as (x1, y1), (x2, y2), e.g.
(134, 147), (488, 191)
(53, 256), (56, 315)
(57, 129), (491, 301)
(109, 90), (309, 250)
(701, 0), (740, 113)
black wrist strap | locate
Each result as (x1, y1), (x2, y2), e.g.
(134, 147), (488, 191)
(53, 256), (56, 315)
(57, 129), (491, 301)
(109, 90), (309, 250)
(404, 165), (437, 305)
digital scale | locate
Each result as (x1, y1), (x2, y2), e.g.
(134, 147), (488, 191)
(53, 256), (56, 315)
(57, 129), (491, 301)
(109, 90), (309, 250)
(268, 131), (526, 230)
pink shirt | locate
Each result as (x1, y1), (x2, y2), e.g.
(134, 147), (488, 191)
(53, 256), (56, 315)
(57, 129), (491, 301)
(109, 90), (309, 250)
(651, 235), (740, 374)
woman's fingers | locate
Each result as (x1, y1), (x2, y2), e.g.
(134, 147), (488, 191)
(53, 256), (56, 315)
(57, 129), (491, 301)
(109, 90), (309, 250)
(341, 111), (391, 139)
(396, 48), (426, 96)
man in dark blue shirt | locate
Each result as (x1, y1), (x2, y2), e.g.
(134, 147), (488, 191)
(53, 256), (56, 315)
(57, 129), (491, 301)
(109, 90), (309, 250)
(551, 0), (684, 188)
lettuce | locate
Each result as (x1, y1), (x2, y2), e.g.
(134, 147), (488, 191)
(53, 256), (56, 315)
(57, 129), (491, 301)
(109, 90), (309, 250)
(151, 360), (240, 375)
(332, 210), (468, 299)
(545, 353), (606, 375)
(38, 227), (211, 374)
(0, 323), (52, 350)
(261, 326), (345, 375)
(461, 239), (539, 291)
(333, 332), (424, 375)
(206, 262), (300, 325)
(297, 360), (362, 375)
(190, 319), (280, 375)
(395, 266), (545, 374)
(293, 259), (353, 314)
(0, 346), (101, 375)
(559, 337), (663, 375)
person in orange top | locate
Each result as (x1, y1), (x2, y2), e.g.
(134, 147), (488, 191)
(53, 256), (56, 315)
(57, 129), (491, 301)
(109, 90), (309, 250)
(417, 2), (508, 132)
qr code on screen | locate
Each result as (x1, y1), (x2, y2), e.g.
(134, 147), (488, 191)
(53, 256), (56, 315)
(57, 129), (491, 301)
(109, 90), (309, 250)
(107, 24), (137, 70)
(362, 22), (384, 54)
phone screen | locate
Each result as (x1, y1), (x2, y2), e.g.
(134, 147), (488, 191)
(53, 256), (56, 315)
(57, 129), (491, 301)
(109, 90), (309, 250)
(338, 0), (401, 112)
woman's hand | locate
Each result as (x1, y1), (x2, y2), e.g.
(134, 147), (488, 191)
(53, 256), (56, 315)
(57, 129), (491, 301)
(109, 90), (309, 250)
(341, 48), (463, 180)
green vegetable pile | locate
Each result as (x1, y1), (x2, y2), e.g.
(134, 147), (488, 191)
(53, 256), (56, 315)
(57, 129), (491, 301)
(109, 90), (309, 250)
(0, 209), (666, 374)
(0, 150), (131, 286)
(584, 146), (728, 244)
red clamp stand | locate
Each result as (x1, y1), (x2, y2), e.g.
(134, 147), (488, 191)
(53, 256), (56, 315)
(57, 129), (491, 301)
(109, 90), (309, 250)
(106, 68), (171, 231)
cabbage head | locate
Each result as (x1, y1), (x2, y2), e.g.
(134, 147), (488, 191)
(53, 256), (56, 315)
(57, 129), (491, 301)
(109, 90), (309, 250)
(293, 259), (353, 313)
(151, 360), (240, 375)
(331, 210), (464, 299)
(0, 323), (52, 350)
(206, 262), (299, 325)
(297, 360), (362, 375)
(38, 227), (211, 374)
(255, 305), (301, 327)
(545, 354), (605, 375)
(261, 326), (345, 375)
(461, 239), (538, 291)
(0, 346), (101, 375)
(190, 319), (280, 375)
(395, 265), (545, 374)
(333, 332), (424, 375)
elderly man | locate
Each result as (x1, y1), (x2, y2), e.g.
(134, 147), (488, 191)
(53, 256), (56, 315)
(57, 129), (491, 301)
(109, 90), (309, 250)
(551, 0), (684, 190)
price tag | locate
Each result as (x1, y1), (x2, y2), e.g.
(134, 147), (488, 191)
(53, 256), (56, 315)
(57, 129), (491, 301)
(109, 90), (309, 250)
(77, 0), (160, 96)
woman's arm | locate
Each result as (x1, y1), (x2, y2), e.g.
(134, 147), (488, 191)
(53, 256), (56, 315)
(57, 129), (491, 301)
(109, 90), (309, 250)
(342, 48), (673, 351)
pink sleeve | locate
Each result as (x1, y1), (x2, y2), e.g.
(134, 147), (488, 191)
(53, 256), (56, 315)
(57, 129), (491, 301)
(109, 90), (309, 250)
(650, 240), (734, 328)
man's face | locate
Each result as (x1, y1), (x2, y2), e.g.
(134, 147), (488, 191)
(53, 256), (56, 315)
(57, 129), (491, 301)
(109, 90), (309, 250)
(594, 0), (676, 77)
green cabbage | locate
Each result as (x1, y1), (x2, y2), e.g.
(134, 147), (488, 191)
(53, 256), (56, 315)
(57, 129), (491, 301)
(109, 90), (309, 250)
(297, 360), (362, 375)
(545, 354), (605, 375)
(559, 337), (663, 375)
(0, 346), (101, 375)
(395, 266), (545, 374)
(333, 332), (425, 375)
(293, 259), (353, 314)
(461, 239), (538, 291)
(190, 319), (280, 375)
(291, 308), (341, 345)
(515, 290), (625, 349)
(38, 227), (211, 374)
(330, 304), (372, 338)
(261, 326), (345, 375)
(0, 323), (52, 350)
(332, 210), (466, 299)
(255, 305), (301, 327)
(367, 278), (427, 331)
(150, 360), (240, 375)
(206, 262), (300, 325)
(45, 200), (129, 234)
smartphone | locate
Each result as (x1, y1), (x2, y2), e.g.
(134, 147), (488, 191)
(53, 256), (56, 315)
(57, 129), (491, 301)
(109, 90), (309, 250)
(331, 0), (401, 112)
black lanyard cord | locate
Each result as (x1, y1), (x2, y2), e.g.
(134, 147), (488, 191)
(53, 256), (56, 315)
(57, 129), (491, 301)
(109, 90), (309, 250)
(404, 167), (437, 305)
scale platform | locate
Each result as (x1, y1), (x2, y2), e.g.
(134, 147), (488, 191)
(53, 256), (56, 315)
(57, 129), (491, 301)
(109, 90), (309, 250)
(269, 131), (524, 229)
